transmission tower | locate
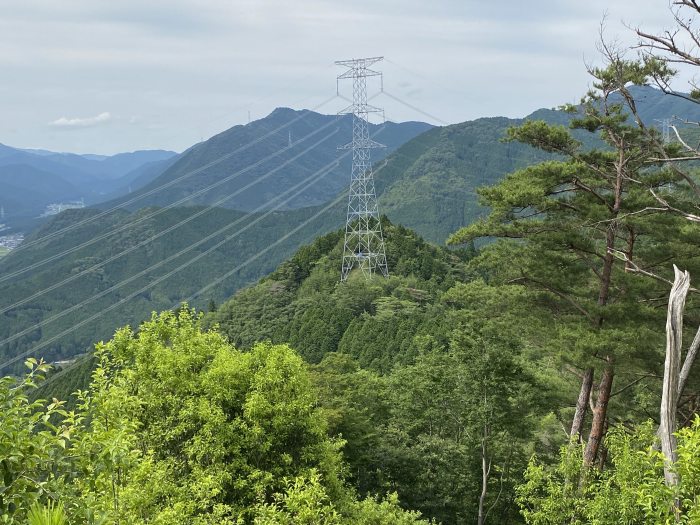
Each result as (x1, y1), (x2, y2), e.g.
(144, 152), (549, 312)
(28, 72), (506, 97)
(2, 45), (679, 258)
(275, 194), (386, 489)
(655, 118), (672, 144)
(336, 56), (389, 282)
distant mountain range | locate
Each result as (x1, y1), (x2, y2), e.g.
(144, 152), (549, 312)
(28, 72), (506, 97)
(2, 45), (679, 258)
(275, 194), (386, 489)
(1, 85), (699, 367)
(0, 145), (178, 229)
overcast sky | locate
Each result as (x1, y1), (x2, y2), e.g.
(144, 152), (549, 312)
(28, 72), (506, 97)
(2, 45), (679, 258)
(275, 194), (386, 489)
(0, 1), (682, 154)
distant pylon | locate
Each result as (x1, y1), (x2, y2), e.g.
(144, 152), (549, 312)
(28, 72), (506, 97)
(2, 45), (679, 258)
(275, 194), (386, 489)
(655, 118), (672, 144)
(336, 56), (389, 282)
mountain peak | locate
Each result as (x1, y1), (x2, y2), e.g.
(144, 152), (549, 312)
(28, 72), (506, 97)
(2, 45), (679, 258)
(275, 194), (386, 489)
(267, 107), (312, 120)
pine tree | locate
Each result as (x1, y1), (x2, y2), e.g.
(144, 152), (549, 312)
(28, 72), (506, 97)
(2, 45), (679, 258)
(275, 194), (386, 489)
(448, 53), (700, 467)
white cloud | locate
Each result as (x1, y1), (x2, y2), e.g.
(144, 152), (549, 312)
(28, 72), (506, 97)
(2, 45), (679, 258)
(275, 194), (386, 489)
(49, 112), (112, 128)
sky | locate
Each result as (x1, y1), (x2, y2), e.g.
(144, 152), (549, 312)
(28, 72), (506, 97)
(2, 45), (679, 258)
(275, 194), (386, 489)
(0, 0), (683, 155)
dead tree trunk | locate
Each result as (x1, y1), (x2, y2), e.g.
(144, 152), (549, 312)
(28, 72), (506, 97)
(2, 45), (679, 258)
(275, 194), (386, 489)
(583, 362), (614, 467)
(660, 266), (690, 488)
(571, 368), (594, 441)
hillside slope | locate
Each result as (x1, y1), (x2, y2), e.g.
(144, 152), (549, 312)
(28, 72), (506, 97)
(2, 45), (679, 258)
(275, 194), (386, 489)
(0, 204), (334, 368)
(206, 220), (472, 368)
(105, 108), (432, 212)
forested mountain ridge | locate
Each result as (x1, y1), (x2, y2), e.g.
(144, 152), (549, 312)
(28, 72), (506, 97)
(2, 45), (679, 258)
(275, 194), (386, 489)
(206, 221), (474, 368)
(103, 108), (432, 212)
(0, 113), (429, 366)
(374, 85), (700, 243)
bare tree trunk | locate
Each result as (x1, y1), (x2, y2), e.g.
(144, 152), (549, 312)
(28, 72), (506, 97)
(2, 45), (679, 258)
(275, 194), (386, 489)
(660, 266), (690, 489)
(583, 363), (614, 467)
(477, 429), (490, 525)
(571, 368), (594, 441)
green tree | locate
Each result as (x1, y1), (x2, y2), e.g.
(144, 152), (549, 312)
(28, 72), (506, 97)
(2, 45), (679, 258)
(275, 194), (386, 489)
(61, 308), (431, 524)
(373, 319), (536, 524)
(448, 54), (700, 468)
(0, 359), (73, 523)
(518, 417), (700, 523)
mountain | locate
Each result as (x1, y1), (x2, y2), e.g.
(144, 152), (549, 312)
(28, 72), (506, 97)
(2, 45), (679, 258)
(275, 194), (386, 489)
(624, 84), (700, 122)
(2, 86), (698, 368)
(373, 85), (700, 243)
(0, 111), (553, 366)
(84, 155), (183, 203)
(104, 108), (433, 212)
(205, 220), (472, 365)
(0, 145), (178, 229)
(39, 149), (177, 181)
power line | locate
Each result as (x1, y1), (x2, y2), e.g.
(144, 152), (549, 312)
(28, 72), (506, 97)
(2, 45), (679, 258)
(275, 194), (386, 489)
(186, 156), (392, 303)
(0, 123), (381, 373)
(8, 95), (340, 257)
(0, 116), (339, 285)
(0, 120), (387, 373)
(381, 90), (449, 126)
(187, 193), (345, 303)
(9, 101), (447, 317)
(0, 92), (449, 371)
(0, 153), (341, 350)
(31, 157), (392, 390)
(0, 127), (340, 316)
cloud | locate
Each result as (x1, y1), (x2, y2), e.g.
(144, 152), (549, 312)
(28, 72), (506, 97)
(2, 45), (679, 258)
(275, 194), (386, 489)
(49, 112), (112, 128)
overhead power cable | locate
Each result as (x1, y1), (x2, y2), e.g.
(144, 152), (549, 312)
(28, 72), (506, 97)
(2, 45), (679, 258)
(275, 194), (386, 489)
(0, 116), (340, 285)
(8, 95), (340, 257)
(0, 150), (340, 351)
(185, 192), (345, 303)
(0, 126), (377, 372)
(0, 126), (340, 316)
(380, 91), (449, 126)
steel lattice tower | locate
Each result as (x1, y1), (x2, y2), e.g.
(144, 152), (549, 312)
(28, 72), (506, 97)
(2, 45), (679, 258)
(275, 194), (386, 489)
(336, 56), (389, 282)
(655, 118), (672, 144)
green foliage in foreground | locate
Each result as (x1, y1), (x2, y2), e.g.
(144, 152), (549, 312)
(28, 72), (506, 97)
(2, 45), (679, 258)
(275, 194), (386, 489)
(33, 221), (546, 523)
(0, 310), (429, 524)
(518, 419), (700, 524)
(206, 222), (551, 523)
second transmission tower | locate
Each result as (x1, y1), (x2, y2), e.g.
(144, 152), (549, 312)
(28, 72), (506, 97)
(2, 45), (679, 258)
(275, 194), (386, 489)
(336, 56), (389, 282)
